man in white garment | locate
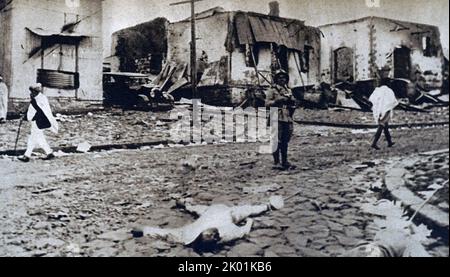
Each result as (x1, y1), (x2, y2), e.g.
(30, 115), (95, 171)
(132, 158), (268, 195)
(369, 78), (399, 150)
(0, 75), (8, 124)
(132, 196), (284, 251)
(18, 84), (59, 162)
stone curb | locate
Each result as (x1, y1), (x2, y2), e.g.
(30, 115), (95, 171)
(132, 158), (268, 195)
(384, 151), (449, 229)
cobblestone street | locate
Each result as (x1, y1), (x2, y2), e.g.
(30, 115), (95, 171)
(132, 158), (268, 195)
(0, 108), (448, 257)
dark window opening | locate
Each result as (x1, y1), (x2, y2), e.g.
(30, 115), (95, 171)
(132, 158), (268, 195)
(301, 46), (313, 73)
(277, 45), (289, 72)
(270, 44), (289, 73)
(244, 44), (259, 67)
(423, 36), (437, 57)
(394, 46), (411, 79)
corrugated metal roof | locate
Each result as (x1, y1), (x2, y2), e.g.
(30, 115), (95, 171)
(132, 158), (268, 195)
(235, 13), (254, 45)
(234, 12), (309, 51)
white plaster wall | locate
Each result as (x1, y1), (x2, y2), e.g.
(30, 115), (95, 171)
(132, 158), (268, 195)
(167, 12), (230, 73)
(320, 20), (372, 82)
(9, 0), (103, 101)
(372, 18), (443, 86)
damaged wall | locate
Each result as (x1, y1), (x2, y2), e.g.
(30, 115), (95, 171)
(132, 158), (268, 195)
(372, 17), (444, 89)
(320, 19), (372, 83)
(167, 12), (231, 86)
(111, 17), (169, 74)
(167, 11), (321, 92)
(3, 0), (103, 106)
(320, 17), (444, 89)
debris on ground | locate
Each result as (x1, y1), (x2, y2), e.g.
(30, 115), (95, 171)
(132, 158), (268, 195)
(76, 142), (92, 153)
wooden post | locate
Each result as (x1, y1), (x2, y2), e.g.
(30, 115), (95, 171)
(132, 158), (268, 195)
(190, 0), (197, 99)
(40, 39), (44, 92)
(75, 14), (80, 99)
(170, 0), (204, 100)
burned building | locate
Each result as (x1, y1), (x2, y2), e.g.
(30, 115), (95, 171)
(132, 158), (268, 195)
(152, 7), (321, 106)
(109, 17), (169, 75)
(0, 0), (103, 113)
(319, 17), (445, 92)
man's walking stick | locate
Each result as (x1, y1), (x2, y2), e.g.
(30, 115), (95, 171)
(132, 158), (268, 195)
(14, 117), (24, 156)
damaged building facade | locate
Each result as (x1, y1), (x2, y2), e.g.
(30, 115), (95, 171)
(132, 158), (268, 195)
(319, 17), (445, 93)
(153, 7), (321, 106)
(109, 17), (169, 75)
(0, 0), (103, 113)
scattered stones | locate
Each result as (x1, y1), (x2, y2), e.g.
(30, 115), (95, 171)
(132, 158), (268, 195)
(91, 247), (118, 257)
(286, 233), (309, 248)
(344, 226), (365, 239)
(35, 238), (65, 249)
(243, 184), (283, 194)
(48, 212), (70, 222)
(1, 110), (448, 257)
(66, 243), (82, 254)
(263, 250), (279, 257)
(33, 222), (50, 230)
(335, 235), (362, 247)
(227, 242), (264, 257)
(247, 236), (277, 249)
(150, 240), (172, 252)
(296, 247), (328, 257)
(98, 230), (132, 242)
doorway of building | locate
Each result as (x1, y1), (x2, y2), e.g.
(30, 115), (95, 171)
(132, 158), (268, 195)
(334, 47), (354, 83)
(393, 46), (411, 79)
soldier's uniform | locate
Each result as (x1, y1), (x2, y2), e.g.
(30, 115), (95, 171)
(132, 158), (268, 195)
(265, 70), (296, 169)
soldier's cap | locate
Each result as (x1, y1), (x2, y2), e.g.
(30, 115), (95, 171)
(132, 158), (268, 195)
(273, 70), (289, 82)
(29, 83), (43, 93)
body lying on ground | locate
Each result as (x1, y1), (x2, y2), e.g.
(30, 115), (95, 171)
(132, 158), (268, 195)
(132, 196), (284, 250)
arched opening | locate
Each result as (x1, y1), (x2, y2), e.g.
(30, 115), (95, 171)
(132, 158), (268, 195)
(334, 47), (354, 83)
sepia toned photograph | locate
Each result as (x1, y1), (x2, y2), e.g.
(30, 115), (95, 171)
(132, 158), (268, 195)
(0, 0), (448, 259)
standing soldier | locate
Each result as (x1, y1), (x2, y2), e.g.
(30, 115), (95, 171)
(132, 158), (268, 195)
(18, 84), (58, 162)
(265, 70), (297, 170)
(0, 75), (8, 124)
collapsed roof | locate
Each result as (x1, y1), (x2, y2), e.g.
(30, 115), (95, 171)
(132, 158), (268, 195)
(174, 7), (321, 52)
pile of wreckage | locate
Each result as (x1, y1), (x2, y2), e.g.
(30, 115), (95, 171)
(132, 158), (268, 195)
(150, 74), (449, 113)
(299, 78), (449, 113)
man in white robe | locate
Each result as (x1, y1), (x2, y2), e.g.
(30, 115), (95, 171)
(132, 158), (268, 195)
(18, 84), (58, 162)
(369, 79), (399, 150)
